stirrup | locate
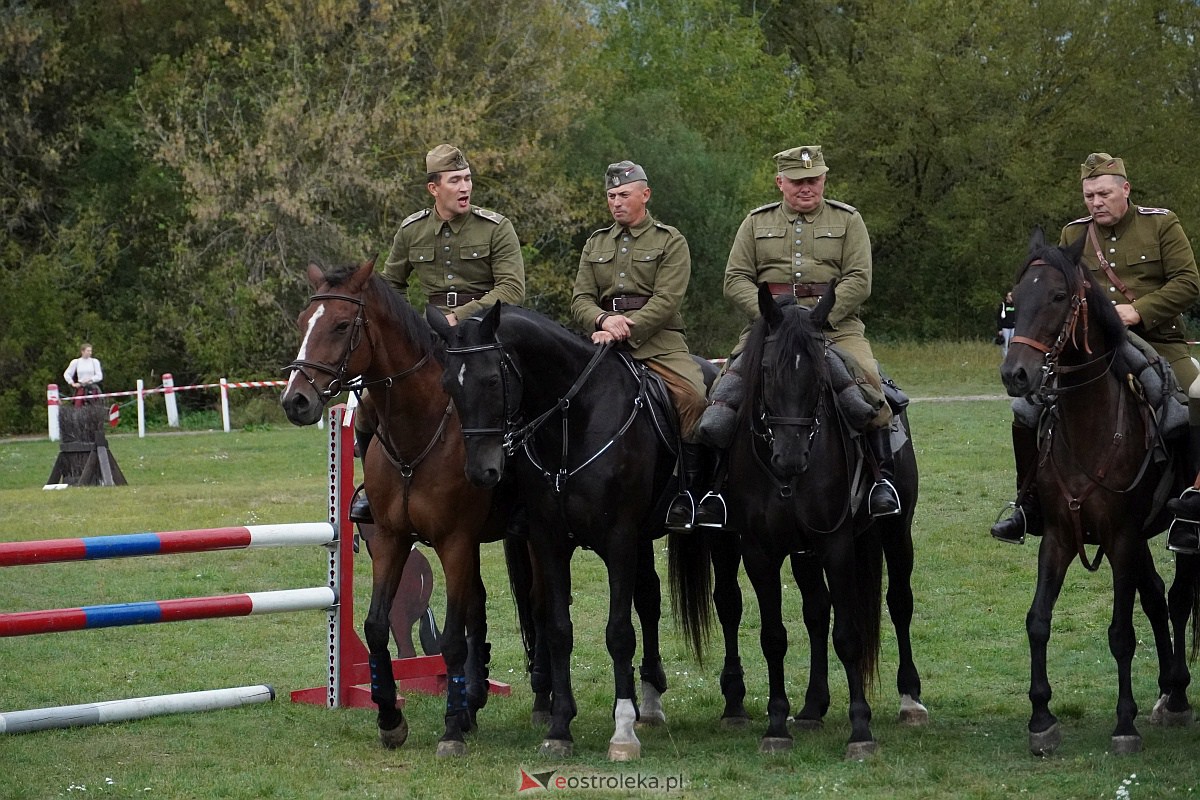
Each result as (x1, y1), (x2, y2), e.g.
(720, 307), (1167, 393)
(665, 492), (697, 533)
(991, 502), (1026, 545)
(695, 492), (729, 530)
(1167, 489), (1200, 554)
(869, 479), (902, 518)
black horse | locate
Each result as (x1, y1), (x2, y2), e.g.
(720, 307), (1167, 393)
(719, 283), (922, 759)
(1000, 229), (1184, 754)
(428, 303), (712, 760)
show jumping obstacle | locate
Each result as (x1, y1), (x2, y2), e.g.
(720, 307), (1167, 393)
(1, 404), (490, 733)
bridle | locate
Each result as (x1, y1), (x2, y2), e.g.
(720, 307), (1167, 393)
(441, 339), (524, 447)
(282, 291), (431, 400)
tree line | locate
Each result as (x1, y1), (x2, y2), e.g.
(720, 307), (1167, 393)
(3, 0), (1199, 433)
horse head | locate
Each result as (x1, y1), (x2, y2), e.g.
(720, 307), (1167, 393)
(281, 258), (379, 425)
(428, 302), (519, 488)
(1000, 227), (1121, 400)
(750, 282), (836, 478)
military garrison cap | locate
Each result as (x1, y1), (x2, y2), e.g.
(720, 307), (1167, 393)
(605, 160), (648, 190)
(775, 146), (828, 179)
(1080, 152), (1126, 181)
(426, 144), (469, 173)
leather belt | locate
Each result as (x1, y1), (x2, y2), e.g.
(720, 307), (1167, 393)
(428, 290), (486, 308)
(766, 282), (830, 299)
(600, 294), (651, 312)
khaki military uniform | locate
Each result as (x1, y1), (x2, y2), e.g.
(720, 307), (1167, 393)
(572, 212), (707, 438)
(384, 205), (525, 319)
(724, 198), (890, 427)
(1060, 206), (1200, 392)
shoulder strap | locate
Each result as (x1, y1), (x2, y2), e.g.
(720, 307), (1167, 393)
(1087, 222), (1137, 303)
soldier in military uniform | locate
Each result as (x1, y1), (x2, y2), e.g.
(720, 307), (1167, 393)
(572, 160), (726, 532)
(351, 144), (526, 523)
(991, 152), (1200, 553)
(709, 145), (901, 518)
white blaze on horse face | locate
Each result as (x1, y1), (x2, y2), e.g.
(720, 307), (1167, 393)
(285, 303), (326, 392)
(456, 362), (467, 387)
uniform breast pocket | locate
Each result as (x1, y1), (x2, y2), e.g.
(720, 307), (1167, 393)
(409, 246), (435, 264)
(813, 226), (847, 260)
(631, 248), (663, 264)
(1125, 244), (1164, 282)
(753, 226), (789, 261)
(459, 243), (492, 261)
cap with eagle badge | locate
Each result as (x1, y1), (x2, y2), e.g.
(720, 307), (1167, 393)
(426, 144), (469, 174)
(774, 146), (828, 179)
(1080, 152), (1126, 181)
(604, 160), (648, 190)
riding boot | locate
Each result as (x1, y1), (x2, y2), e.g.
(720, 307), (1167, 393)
(1166, 425), (1200, 554)
(866, 426), (902, 518)
(694, 446), (729, 531)
(349, 427), (374, 524)
(666, 443), (706, 533)
(990, 423), (1041, 544)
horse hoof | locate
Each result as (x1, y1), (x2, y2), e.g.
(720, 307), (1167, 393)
(608, 741), (641, 761)
(788, 716), (823, 732)
(1148, 695), (1193, 727)
(531, 710), (552, 727)
(379, 719), (410, 750)
(436, 740), (468, 758)
(720, 714), (751, 729)
(539, 739), (573, 758)
(758, 736), (793, 754)
(636, 709), (666, 727)
(845, 740), (879, 761)
(1111, 735), (1142, 755)
(898, 695), (929, 726)
(1029, 723), (1061, 757)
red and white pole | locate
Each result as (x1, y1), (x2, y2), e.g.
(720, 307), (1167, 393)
(47, 384), (60, 442)
(162, 373), (180, 428)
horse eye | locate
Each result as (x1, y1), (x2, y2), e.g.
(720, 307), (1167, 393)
(334, 321), (351, 332)
(1052, 291), (1067, 302)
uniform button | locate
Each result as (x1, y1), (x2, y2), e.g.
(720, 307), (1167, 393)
(1109, 286), (1116, 292)
(447, 274), (455, 279)
(795, 239), (802, 245)
(621, 247), (628, 253)
(1110, 236), (1117, 241)
(1109, 248), (1116, 254)
(620, 272), (626, 277)
(444, 231), (450, 237)
(1140, 255), (1147, 260)
(472, 252), (479, 257)
(794, 272), (802, 279)
(443, 246), (450, 251)
(622, 236), (630, 242)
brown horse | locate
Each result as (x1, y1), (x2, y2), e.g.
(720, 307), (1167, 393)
(1000, 229), (1183, 755)
(281, 258), (524, 756)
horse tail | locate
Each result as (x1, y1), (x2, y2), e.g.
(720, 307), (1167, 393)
(503, 535), (538, 673)
(853, 523), (885, 690)
(668, 530), (713, 663)
(1190, 554), (1200, 662)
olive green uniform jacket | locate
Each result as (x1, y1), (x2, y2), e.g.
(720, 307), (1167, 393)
(724, 198), (888, 426)
(384, 205), (525, 319)
(571, 212), (706, 398)
(1060, 206), (1200, 390)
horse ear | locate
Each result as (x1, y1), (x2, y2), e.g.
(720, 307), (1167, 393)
(1028, 226), (1047, 254)
(426, 305), (453, 341)
(811, 281), (837, 329)
(306, 262), (325, 290)
(478, 301), (502, 340)
(347, 257), (376, 292)
(1063, 228), (1087, 265)
(757, 284), (783, 329)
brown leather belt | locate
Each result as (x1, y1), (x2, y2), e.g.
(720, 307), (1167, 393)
(766, 282), (830, 299)
(428, 290), (486, 308)
(600, 294), (651, 312)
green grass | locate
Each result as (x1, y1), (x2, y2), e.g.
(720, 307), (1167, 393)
(2, 342), (1199, 799)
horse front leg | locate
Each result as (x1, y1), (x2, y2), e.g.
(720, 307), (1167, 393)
(743, 542), (791, 753)
(633, 538), (667, 726)
(1027, 534), (1071, 756)
(824, 544), (876, 761)
(537, 543), (578, 757)
(881, 519), (927, 725)
(1108, 542), (1143, 753)
(710, 532), (749, 726)
(433, 534), (482, 757)
(364, 534), (411, 749)
(463, 568), (491, 723)
(606, 541), (642, 761)
(1160, 552), (1198, 723)
(790, 551), (830, 730)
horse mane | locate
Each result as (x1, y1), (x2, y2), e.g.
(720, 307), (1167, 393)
(1017, 239), (1127, 349)
(322, 262), (443, 365)
(737, 297), (831, 431)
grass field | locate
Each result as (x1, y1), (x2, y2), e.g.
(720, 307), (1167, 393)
(2, 341), (1199, 799)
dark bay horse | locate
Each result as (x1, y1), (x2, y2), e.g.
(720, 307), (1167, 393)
(721, 283), (922, 759)
(1000, 229), (1182, 755)
(280, 258), (526, 756)
(428, 303), (712, 760)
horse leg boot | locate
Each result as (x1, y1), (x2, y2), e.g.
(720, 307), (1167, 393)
(1166, 425), (1200, 554)
(666, 442), (706, 532)
(350, 424), (374, 524)
(991, 422), (1041, 544)
(866, 426), (902, 518)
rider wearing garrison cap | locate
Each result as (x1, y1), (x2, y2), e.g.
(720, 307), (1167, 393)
(991, 152), (1200, 552)
(351, 144), (526, 523)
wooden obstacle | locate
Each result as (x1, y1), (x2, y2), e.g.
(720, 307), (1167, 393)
(45, 403), (126, 488)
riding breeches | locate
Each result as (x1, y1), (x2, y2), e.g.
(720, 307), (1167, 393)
(645, 358), (708, 443)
